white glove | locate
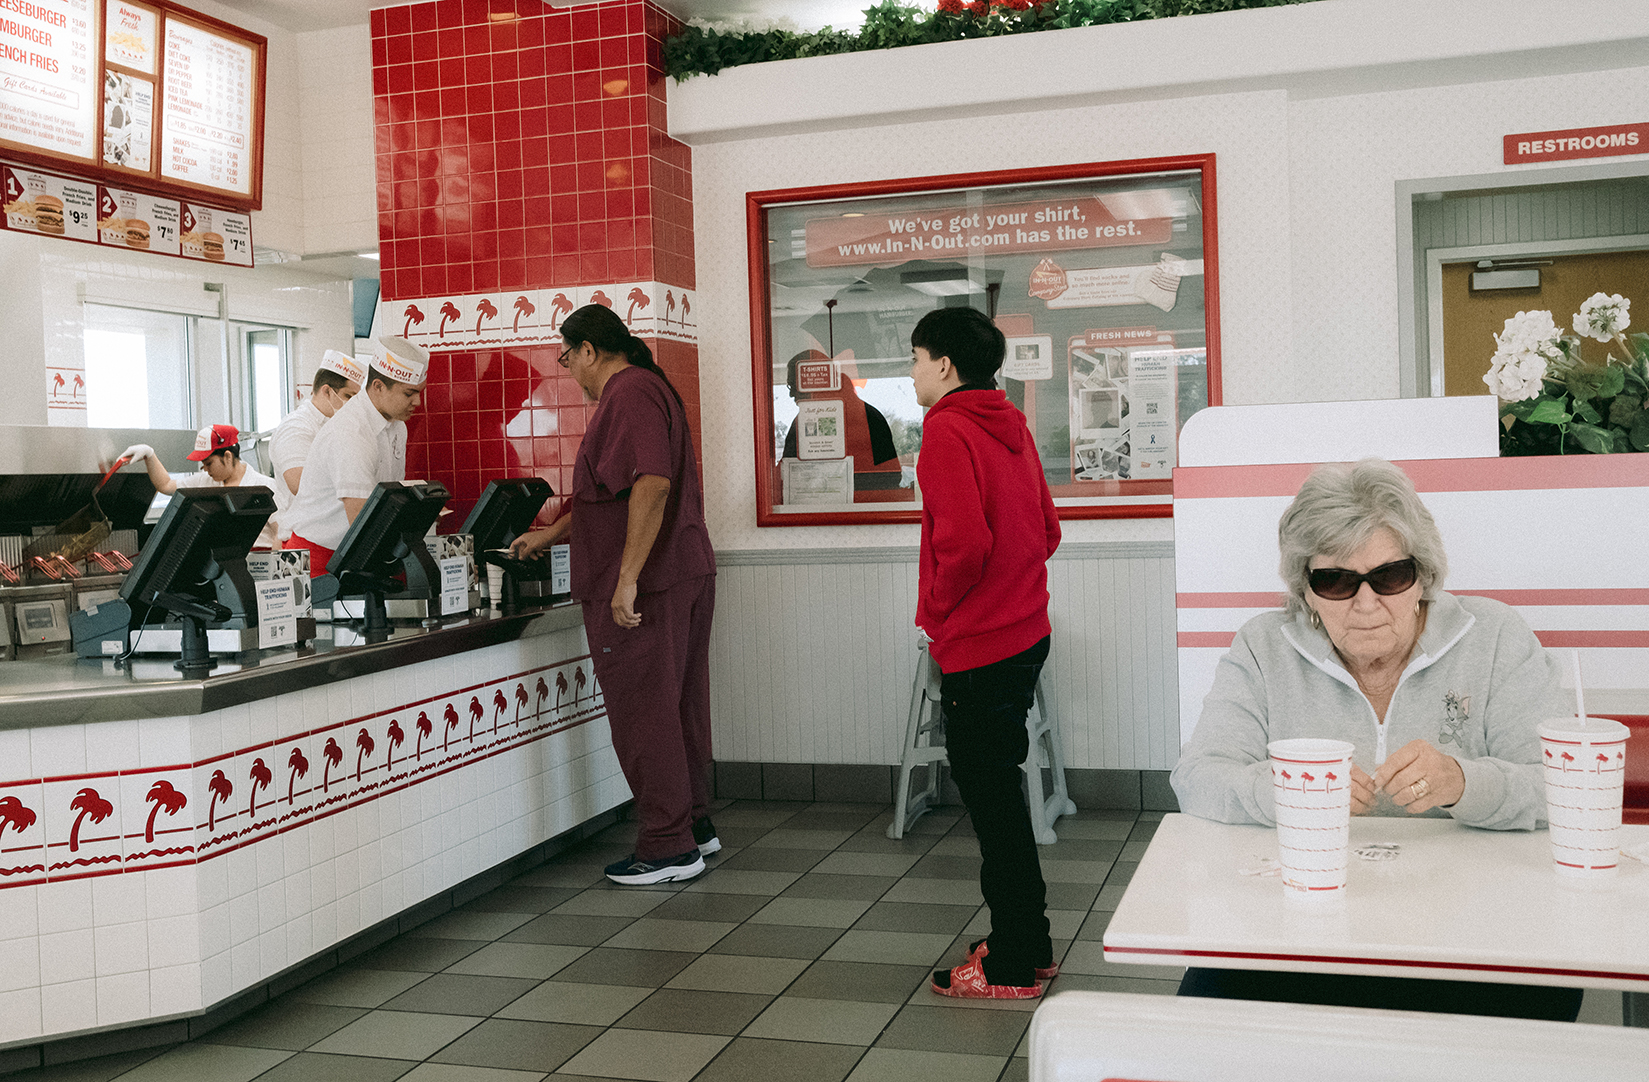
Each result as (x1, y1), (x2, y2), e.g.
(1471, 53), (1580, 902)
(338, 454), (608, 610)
(119, 443), (154, 463)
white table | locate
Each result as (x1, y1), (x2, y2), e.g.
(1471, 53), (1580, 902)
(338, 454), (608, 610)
(1103, 814), (1649, 992)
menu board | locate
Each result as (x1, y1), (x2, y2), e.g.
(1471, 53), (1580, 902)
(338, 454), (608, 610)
(2, 157), (252, 265)
(0, 0), (262, 209)
(159, 17), (251, 196)
(0, 0), (99, 160)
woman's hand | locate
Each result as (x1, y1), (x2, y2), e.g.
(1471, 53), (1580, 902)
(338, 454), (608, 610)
(1349, 763), (1379, 815)
(1372, 739), (1465, 814)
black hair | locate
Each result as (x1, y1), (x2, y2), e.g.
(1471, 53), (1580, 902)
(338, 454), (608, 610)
(561, 303), (684, 408)
(209, 446), (240, 463)
(910, 307), (1005, 385)
(313, 368), (353, 394)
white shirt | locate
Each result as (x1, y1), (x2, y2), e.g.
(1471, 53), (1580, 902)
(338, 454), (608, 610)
(267, 399), (328, 536)
(170, 464), (282, 549)
(281, 390), (407, 549)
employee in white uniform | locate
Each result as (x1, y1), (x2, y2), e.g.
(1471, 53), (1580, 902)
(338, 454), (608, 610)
(282, 336), (427, 575)
(120, 424), (282, 548)
(268, 350), (366, 535)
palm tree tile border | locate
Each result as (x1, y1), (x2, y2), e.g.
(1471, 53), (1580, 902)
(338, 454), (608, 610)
(0, 654), (608, 888)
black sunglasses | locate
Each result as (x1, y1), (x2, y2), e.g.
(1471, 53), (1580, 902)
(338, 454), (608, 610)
(1307, 557), (1418, 601)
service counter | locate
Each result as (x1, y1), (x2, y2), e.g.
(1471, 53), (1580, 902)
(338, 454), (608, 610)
(0, 604), (629, 1051)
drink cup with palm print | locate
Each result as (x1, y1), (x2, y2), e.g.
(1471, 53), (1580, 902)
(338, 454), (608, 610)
(1538, 718), (1630, 877)
(1267, 738), (1355, 899)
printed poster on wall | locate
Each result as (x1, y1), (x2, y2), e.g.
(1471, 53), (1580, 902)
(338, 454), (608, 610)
(101, 68), (150, 168)
(1124, 349), (1181, 480)
(160, 17), (254, 196)
(179, 199), (250, 264)
(1, 162), (95, 237)
(0, 0), (99, 161)
(103, 0), (156, 73)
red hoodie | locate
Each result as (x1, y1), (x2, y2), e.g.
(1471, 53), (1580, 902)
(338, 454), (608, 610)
(916, 387), (1061, 672)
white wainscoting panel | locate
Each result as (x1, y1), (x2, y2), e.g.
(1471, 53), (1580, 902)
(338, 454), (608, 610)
(709, 543), (1179, 771)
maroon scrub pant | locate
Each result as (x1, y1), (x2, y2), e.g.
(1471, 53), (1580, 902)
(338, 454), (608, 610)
(582, 573), (716, 861)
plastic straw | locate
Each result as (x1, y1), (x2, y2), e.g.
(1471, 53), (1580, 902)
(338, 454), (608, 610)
(1572, 648), (1587, 720)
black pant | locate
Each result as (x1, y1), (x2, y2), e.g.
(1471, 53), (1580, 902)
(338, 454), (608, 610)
(1178, 967), (1584, 1022)
(941, 636), (1052, 986)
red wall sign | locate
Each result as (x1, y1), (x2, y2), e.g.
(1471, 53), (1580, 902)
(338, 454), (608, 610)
(1504, 122), (1648, 165)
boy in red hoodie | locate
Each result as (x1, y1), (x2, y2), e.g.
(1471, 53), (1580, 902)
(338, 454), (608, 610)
(912, 307), (1062, 999)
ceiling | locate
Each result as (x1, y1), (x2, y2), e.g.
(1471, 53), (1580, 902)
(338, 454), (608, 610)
(219, 0), (870, 34)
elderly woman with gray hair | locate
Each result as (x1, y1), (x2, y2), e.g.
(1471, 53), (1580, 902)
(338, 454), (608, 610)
(1170, 457), (1579, 1021)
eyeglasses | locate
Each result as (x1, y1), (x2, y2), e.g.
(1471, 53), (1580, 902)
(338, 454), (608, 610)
(556, 346), (572, 369)
(1307, 557), (1418, 601)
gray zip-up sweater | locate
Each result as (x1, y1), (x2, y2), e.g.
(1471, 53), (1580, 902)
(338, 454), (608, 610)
(1170, 592), (1569, 831)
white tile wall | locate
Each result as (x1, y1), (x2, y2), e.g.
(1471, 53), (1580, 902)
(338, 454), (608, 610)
(2, 621), (628, 1048)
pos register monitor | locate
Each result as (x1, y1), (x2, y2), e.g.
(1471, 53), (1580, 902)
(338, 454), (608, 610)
(312, 480), (450, 641)
(71, 486), (276, 674)
(461, 477), (554, 611)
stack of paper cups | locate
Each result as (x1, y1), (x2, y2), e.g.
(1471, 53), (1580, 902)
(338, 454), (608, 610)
(1268, 738), (1355, 898)
(1538, 717), (1630, 877)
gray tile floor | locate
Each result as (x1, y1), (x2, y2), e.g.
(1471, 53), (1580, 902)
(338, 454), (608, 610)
(9, 801), (1627, 1082)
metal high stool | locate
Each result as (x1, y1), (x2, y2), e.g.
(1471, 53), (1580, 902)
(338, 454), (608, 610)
(887, 643), (1077, 843)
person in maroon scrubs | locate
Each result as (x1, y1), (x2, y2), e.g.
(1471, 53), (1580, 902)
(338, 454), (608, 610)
(512, 304), (718, 886)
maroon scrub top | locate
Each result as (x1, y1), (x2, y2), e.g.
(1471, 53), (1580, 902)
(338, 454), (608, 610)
(570, 364), (715, 602)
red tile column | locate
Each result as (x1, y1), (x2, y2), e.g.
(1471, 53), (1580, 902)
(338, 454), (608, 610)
(371, 0), (697, 524)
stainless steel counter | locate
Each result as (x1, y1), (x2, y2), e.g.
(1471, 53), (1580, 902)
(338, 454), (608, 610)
(0, 603), (585, 728)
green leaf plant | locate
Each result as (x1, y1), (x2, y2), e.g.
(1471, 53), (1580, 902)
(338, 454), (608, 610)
(663, 0), (1324, 82)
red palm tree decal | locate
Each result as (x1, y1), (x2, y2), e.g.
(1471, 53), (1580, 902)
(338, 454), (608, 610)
(665, 290), (675, 324)
(548, 292), (573, 329)
(416, 710), (433, 759)
(491, 688), (508, 733)
(355, 728), (376, 781)
(535, 676), (550, 717)
(680, 295), (690, 323)
(247, 758), (272, 817)
(573, 666), (587, 702)
(443, 703), (460, 751)
(321, 738), (343, 792)
(387, 720), (405, 769)
(402, 303), (424, 337)
(475, 298), (499, 334)
(206, 772), (232, 832)
(1324, 771), (1338, 790)
(514, 683), (529, 724)
(51, 372), (65, 398)
(68, 788), (114, 852)
(1597, 753), (1610, 773)
(1300, 771), (1315, 790)
(287, 747), (309, 804)
(438, 301), (461, 337)
(1544, 748), (1553, 760)
(555, 670), (568, 707)
(71, 374), (84, 399)
(0, 795), (38, 837)
(1560, 751), (1575, 772)
(512, 296), (535, 333)
(624, 287), (650, 326)
(143, 781), (187, 842)
(589, 290), (612, 309)
(468, 696), (484, 739)
(1280, 770), (1292, 782)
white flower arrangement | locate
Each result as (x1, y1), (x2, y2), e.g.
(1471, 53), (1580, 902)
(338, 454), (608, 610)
(1492, 291), (1649, 456)
(1574, 292), (1630, 342)
(1483, 309), (1565, 402)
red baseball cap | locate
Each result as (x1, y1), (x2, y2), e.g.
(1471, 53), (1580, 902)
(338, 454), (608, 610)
(187, 424), (240, 461)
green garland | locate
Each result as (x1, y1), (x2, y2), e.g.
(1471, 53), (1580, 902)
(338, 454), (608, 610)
(664, 0), (1324, 81)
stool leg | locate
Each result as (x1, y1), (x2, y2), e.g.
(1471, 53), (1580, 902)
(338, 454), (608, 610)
(888, 650), (930, 840)
(1037, 677), (1079, 818)
(1021, 685), (1058, 845)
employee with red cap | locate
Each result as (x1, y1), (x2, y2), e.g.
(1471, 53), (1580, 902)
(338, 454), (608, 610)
(282, 336), (426, 574)
(120, 424), (282, 547)
(268, 349), (366, 537)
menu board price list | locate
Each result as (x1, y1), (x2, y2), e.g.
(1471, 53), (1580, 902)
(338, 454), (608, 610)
(160, 18), (252, 196)
(0, 0), (99, 160)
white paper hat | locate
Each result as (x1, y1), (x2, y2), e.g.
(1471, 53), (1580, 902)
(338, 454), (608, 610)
(319, 349), (366, 385)
(375, 336), (429, 385)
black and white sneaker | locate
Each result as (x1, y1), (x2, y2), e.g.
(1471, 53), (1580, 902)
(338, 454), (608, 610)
(604, 849), (705, 886)
(692, 816), (721, 856)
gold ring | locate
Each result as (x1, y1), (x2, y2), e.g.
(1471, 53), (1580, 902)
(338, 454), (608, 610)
(1411, 777), (1430, 801)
